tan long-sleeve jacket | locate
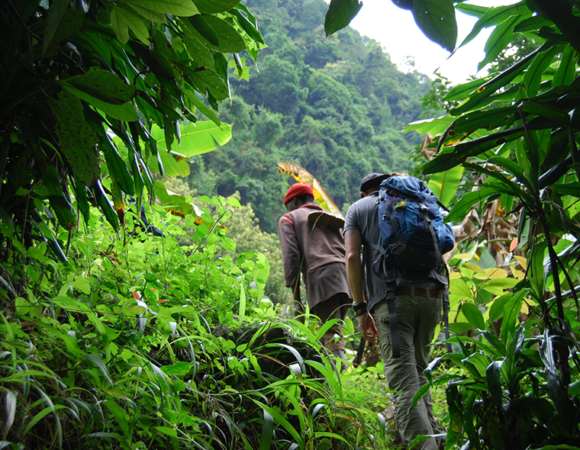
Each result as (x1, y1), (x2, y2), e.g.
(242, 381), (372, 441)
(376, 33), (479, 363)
(278, 204), (347, 295)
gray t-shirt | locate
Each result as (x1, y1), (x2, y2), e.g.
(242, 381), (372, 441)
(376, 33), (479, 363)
(344, 192), (385, 311)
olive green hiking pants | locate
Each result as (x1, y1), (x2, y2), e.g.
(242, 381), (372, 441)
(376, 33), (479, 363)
(374, 293), (442, 450)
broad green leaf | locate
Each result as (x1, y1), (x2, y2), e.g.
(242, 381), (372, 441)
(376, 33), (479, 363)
(62, 70), (137, 121)
(463, 351), (490, 377)
(427, 166), (464, 207)
(412, 0), (457, 52)
(404, 116), (454, 135)
(451, 42), (548, 116)
(42, 165), (77, 230)
(111, 7), (130, 44)
(463, 262), (484, 274)
(488, 156), (525, 185)
(113, 6), (150, 45)
(228, 196), (241, 208)
(514, 138), (538, 192)
(192, 70), (230, 101)
(49, 90), (99, 186)
(148, 152), (190, 177)
(154, 180), (198, 217)
(231, 9), (265, 45)
(444, 76), (493, 102)
(194, 15), (246, 52)
(452, 106), (516, 135)
(427, 113), (554, 178)
(552, 46), (578, 87)
(529, 242), (546, 302)
(127, 3), (167, 22)
(474, 267), (508, 280)
(488, 293), (511, 324)
(126, 0), (199, 16)
(500, 290), (526, 341)
(95, 179), (120, 230)
(486, 361), (503, 408)
(72, 276), (91, 294)
(63, 85), (138, 121)
(152, 121), (232, 155)
(553, 182), (580, 197)
(569, 381), (580, 396)
(181, 20), (216, 69)
(459, 2), (526, 48)
(189, 15), (219, 46)
(448, 322), (474, 334)
(102, 136), (135, 196)
(514, 14), (553, 32)
(43, 0), (70, 55)
(155, 426), (178, 437)
(461, 301), (485, 330)
(193, 0), (240, 14)
(523, 46), (560, 97)
(184, 89), (221, 126)
(446, 187), (495, 223)
(450, 277), (473, 299)
(478, 13), (531, 71)
(324, 0), (363, 36)
(161, 361), (192, 376)
(455, 3), (487, 18)
(480, 278), (519, 296)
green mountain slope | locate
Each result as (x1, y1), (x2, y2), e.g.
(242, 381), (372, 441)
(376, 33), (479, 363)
(191, 0), (430, 232)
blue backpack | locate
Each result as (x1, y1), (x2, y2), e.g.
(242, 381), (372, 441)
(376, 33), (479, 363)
(376, 176), (455, 273)
(374, 176), (455, 359)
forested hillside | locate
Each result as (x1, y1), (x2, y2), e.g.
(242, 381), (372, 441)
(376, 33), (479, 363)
(185, 0), (430, 232)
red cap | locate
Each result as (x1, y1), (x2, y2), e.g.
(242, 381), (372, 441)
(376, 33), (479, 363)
(284, 183), (314, 205)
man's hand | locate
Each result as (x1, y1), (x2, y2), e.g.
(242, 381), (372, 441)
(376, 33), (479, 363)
(358, 312), (378, 343)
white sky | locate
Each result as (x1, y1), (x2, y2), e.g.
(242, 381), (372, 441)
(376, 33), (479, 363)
(348, 0), (519, 83)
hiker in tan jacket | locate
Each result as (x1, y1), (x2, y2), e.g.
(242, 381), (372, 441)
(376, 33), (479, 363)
(278, 183), (351, 360)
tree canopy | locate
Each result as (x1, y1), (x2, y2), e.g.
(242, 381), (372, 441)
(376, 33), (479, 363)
(181, 0), (431, 232)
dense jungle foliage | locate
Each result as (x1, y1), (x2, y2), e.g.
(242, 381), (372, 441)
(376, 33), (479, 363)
(3, 0), (580, 449)
(181, 0), (431, 233)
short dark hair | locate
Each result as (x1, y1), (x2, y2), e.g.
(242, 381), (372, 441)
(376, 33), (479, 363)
(293, 194), (314, 205)
(360, 173), (390, 193)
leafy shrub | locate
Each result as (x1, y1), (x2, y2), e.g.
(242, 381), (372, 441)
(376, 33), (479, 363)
(0, 201), (392, 449)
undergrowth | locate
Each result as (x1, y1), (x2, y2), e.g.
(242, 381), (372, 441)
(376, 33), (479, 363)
(0, 199), (395, 449)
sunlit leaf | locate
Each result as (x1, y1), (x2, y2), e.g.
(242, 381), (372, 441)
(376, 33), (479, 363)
(152, 121), (232, 155)
(427, 166), (464, 207)
(277, 162), (341, 214)
(462, 301), (486, 330)
(126, 0), (199, 16)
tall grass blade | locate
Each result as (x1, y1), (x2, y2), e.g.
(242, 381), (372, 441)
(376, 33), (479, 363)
(253, 400), (304, 448)
(2, 390), (16, 439)
(259, 410), (274, 450)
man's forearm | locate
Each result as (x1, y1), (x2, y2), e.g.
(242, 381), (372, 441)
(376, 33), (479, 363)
(345, 229), (365, 305)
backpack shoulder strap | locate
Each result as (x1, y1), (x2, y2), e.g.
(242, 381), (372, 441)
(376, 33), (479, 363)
(420, 203), (443, 265)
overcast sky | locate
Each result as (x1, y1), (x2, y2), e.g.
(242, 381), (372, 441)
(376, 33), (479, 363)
(348, 0), (519, 84)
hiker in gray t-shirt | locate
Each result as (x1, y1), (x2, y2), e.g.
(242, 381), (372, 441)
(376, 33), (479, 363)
(345, 173), (441, 450)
